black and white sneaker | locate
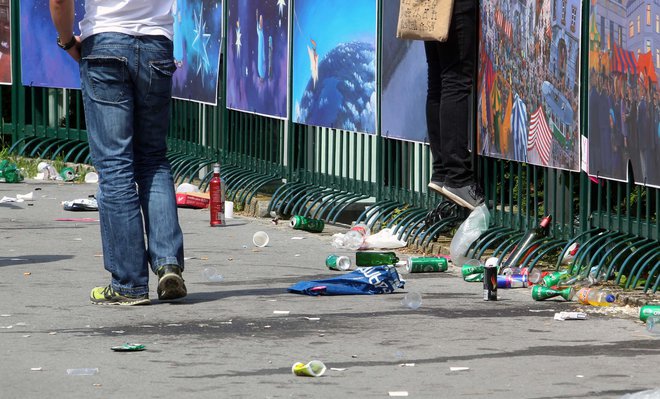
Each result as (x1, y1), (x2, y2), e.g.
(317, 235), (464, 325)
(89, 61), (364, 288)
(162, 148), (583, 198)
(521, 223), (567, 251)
(440, 184), (485, 211)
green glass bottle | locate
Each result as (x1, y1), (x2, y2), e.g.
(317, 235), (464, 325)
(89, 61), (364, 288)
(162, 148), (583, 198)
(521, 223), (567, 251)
(289, 215), (324, 233)
(640, 305), (660, 322)
(355, 251), (399, 266)
(531, 286), (574, 301)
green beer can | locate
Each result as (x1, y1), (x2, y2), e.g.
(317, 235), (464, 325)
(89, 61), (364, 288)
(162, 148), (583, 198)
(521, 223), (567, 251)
(639, 305), (660, 322)
(541, 270), (570, 287)
(464, 273), (483, 282)
(531, 286), (574, 301)
(325, 254), (351, 271)
(289, 215), (324, 233)
(461, 263), (485, 278)
(405, 257), (448, 273)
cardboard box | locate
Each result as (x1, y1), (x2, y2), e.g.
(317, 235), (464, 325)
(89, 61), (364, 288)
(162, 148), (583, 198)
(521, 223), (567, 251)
(176, 192), (210, 209)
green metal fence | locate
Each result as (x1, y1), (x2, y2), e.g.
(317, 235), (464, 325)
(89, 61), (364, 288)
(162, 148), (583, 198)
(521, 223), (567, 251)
(2, 0), (658, 292)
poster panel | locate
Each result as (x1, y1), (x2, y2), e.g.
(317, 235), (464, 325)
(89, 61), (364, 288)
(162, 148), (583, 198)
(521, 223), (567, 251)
(381, 0), (427, 143)
(292, 0), (377, 134)
(587, 2), (660, 188)
(478, 0), (581, 171)
(226, 0), (289, 119)
(0, 0), (12, 85)
(20, 0), (84, 89)
(172, 0), (223, 105)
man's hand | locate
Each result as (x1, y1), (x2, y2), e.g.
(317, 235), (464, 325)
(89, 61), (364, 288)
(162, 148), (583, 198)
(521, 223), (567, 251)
(65, 36), (82, 62)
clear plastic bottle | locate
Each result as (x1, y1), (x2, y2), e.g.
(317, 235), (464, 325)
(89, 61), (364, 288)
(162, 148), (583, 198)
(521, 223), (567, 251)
(646, 316), (660, 335)
(586, 288), (616, 306)
(343, 223), (370, 250)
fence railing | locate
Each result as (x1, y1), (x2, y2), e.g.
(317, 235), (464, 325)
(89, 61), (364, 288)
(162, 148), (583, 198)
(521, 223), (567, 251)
(2, 0), (658, 292)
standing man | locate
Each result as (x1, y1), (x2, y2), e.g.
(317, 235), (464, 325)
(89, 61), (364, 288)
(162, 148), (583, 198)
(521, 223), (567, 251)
(50, 0), (186, 305)
(424, 0), (485, 210)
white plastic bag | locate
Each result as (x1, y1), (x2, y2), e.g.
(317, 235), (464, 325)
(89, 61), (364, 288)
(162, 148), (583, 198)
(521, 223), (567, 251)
(449, 205), (490, 265)
(363, 228), (407, 249)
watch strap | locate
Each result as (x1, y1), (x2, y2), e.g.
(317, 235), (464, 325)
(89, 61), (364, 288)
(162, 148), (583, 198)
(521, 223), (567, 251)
(57, 35), (76, 50)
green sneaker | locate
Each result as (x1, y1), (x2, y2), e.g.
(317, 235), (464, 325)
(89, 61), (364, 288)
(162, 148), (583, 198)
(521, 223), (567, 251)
(90, 285), (150, 306)
(157, 265), (187, 301)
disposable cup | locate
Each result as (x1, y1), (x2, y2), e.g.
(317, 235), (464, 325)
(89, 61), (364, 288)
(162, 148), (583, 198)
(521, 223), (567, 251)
(252, 231), (269, 247)
(292, 360), (326, 377)
(84, 172), (99, 184)
(225, 201), (234, 219)
(402, 292), (422, 310)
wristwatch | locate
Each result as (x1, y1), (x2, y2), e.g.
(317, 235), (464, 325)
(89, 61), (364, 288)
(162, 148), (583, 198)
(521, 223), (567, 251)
(56, 35), (76, 50)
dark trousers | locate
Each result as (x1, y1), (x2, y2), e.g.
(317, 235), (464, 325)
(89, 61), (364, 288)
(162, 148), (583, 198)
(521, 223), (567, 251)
(425, 0), (477, 188)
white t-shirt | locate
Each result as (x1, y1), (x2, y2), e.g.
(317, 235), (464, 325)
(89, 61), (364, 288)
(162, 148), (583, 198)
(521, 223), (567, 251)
(79, 0), (175, 41)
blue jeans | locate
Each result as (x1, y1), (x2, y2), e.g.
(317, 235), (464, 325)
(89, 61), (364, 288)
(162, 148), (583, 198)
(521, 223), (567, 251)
(80, 33), (184, 296)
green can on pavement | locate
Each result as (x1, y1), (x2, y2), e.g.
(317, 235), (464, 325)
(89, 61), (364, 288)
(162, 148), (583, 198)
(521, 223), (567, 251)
(405, 257), (448, 273)
(541, 270), (570, 287)
(461, 263), (484, 277)
(325, 254), (351, 271)
(639, 305), (660, 322)
(355, 251), (399, 266)
(532, 285), (574, 301)
(463, 273), (483, 282)
(289, 215), (324, 233)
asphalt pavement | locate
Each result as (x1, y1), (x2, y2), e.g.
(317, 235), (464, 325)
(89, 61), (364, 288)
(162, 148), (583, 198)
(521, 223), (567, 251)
(1, 180), (658, 399)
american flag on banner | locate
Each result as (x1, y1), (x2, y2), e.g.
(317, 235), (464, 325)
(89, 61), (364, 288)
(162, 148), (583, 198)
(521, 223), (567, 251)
(528, 106), (552, 165)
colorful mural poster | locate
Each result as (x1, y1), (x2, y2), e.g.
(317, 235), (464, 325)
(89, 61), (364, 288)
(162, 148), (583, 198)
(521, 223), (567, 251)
(0, 0), (11, 85)
(587, 1), (660, 188)
(226, 0), (289, 119)
(20, 0), (84, 89)
(381, 0), (427, 143)
(478, 0), (581, 171)
(172, 0), (223, 105)
(292, 0), (377, 134)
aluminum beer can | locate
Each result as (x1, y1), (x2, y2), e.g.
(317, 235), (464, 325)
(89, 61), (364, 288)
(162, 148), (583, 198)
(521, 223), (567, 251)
(405, 257), (448, 273)
(497, 274), (529, 288)
(461, 263), (485, 277)
(483, 263), (498, 301)
(464, 273), (483, 282)
(325, 255), (351, 271)
(640, 305), (660, 322)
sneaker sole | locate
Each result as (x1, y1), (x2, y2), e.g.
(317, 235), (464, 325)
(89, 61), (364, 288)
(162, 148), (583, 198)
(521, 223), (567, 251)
(90, 298), (151, 306)
(158, 274), (187, 301)
(439, 187), (477, 211)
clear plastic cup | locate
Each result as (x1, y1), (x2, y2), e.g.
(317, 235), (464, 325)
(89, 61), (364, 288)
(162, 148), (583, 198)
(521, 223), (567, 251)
(225, 201), (234, 219)
(402, 292), (422, 310)
(202, 267), (224, 282)
(252, 231), (269, 247)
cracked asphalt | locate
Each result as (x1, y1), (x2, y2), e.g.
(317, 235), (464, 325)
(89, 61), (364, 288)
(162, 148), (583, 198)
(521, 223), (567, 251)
(1, 180), (658, 398)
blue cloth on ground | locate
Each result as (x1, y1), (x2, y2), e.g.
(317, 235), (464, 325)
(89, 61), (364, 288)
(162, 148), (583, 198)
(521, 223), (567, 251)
(288, 266), (405, 296)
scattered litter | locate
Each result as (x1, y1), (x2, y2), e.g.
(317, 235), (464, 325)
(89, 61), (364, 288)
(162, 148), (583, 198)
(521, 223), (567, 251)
(304, 317), (320, 321)
(330, 368), (347, 371)
(54, 218), (99, 222)
(267, 299), (277, 302)
(351, 355), (358, 358)
(399, 363), (415, 367)
(529, 309), (556, 313)
(1, 196), (23, 203)
(576, 375), (584, 378)
(270, 211), (280, 225)
(363, 228), (407, 249)
(0, 314), (10, 317)
(24, 272), (31, 276)
(402, 292), (422, 310)
(264, 325), (271, 328)
(30, 368), (43, 371)
(176, 183), (199, 193)
(294, 254), (301, 257)
(1, 325), (13, 329)
(111, 343), (145, 352)
(16, 192), (33, 201)
(22, 335), (30, 338)
(92, 384), (102, 387)
(288, 266), (405, 296)
(62, 198), (98, 211)
(450, 367), (470, 372)
(14, 322), (26, 326)
(111, 330), (125, 334)
(84, 172), (99, 183)
(49, 332), (57, 335)
(242, 245), (248, 249)
(292, 360), (326, 377)
(73, 238), (83, 241)
(388, 392), (409, 397)
(554, 312), (587, 321)
(291, 236), (305, 240)
(166, 323), (182, 327)
(203, 267), (224, 282)
(252, 231), (269, 247)
(273, 310), (290, 315)
(66, 368), (99, 376)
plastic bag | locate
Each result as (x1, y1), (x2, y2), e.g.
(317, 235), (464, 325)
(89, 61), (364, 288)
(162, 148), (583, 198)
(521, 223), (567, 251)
(288, 266), (405, 296)
(449, 204), (490, 266)
(363, 228), (407, 249)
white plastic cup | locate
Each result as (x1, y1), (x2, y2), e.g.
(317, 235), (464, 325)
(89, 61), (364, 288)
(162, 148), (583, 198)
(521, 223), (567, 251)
(252, 231), (269, 247)
(225, 201), (234, 219)
(402, 292), (422, 310)
(84, 172), (99, 184)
